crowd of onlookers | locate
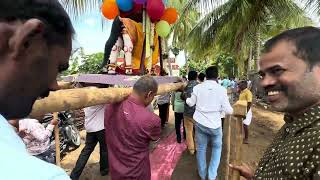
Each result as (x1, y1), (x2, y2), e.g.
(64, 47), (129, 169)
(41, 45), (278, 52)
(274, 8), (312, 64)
(152, 67), (254, 180)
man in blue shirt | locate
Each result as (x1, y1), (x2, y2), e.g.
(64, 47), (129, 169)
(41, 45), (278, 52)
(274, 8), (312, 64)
(0, 0), (74, 179)
(221, 77), (231, 89)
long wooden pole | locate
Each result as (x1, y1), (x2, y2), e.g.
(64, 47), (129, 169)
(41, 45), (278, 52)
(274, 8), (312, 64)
(53, 112), (61, 166)
(30, 82), (185, 117)
(57, 81), (73, 89)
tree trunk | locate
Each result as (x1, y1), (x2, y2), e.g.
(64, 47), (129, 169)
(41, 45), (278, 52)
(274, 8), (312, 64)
(166, 41), (173, 76)
(184, 51), (189, 73)
(253, 28), (261, 71)
(30, 83), (185, 117)
(247, 45), (253, 78)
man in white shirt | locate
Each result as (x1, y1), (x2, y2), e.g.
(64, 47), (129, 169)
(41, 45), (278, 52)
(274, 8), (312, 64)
(70, 105), (109, 180)
(186, 66), (233, 180)
(0, 0), (74, 179)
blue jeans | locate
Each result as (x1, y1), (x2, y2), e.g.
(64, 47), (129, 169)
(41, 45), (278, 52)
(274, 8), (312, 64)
(195, 123), (222, 180)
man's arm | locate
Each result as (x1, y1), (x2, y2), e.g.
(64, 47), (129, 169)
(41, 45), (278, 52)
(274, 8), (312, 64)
(186, 93), (197, 107)
(148, 116), (161, 141)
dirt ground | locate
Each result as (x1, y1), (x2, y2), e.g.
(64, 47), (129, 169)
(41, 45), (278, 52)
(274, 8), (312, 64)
(61, 106), (284, 180)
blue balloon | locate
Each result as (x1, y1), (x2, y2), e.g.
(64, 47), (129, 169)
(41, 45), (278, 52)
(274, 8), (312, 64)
(116, 0), (134, 12)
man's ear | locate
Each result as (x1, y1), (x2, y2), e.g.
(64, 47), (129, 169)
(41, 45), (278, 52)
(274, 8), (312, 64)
(146, 91), (153, 98)
(8, 19), (45, 60)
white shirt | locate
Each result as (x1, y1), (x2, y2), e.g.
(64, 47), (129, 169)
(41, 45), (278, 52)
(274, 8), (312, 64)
(84, 105), (106, 133)
(186, 80), (233, 129)
(0, 114), (69, 179)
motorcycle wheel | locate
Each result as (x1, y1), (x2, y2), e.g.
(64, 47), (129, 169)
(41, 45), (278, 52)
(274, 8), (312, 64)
(70, 126), (81, 147)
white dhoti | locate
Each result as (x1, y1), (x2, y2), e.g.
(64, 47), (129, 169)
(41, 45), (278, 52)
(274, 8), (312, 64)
(243, 108), (252, 126)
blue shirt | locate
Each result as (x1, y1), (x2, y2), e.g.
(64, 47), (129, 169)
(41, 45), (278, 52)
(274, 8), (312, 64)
(0, 115), (70, 180)
(221, 79), (231, 88)
(230, 80), (237, 89)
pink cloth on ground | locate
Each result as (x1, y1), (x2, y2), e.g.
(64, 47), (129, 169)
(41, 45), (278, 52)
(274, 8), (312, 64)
(150, 131), (187, 180)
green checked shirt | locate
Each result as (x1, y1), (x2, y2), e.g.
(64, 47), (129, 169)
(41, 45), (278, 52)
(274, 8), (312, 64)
(255, 105), (320, 179)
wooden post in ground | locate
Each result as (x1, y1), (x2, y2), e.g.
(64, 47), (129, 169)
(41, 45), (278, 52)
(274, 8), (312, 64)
(218, 115), (231, 180)
(229, 101), (247, 180)
(53, 112), (61, 166)
(218, 88), (235, 180)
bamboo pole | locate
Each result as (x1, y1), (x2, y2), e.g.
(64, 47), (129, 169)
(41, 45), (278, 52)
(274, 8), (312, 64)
(30, 82), (185, 117)
(53, 112), (61, 166)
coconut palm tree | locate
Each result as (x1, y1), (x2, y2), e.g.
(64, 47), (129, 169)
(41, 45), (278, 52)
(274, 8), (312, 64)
(177, 0), (313, 73)
(59, 0), (102, 20)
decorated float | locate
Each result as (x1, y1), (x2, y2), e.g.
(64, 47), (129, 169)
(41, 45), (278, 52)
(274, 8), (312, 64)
(31, 0), (184, 116)
(62, 0), (180, 86)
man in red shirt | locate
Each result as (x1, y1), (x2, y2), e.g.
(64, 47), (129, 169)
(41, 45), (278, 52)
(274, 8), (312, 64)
(105, 75), (161, 180)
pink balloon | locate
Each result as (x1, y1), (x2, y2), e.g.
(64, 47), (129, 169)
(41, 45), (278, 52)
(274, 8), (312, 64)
(147, 0), (165, 22)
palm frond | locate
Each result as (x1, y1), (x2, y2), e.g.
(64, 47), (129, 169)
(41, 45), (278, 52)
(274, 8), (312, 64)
(59, 0), (102, 20)
(304, 0), (320, 15)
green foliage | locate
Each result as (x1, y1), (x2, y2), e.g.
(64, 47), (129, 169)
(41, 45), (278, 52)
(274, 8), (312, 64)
(62, 48), (104, 75)
(62, 56), (80, 75)
(215, 53), (238, 78)
(78, 53), (104, 74)
(180, 53), (237, 78)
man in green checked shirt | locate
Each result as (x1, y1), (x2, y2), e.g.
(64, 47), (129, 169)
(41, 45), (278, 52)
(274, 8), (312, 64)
(230, 27), (320, 179)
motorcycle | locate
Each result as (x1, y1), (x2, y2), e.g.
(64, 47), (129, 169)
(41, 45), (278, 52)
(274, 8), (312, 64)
(42, 111), (81, 160)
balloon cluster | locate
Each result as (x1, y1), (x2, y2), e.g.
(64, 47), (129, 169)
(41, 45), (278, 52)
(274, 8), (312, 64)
(101, 0), (178, 38)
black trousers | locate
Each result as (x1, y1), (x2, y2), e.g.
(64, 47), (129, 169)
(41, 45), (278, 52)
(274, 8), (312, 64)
(174, 112), (186, 141)
(158, 103), (169, 127)
(70, 129), (108, 180)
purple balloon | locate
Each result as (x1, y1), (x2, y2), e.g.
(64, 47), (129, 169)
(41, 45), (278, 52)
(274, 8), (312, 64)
(134, 0), (146, 4)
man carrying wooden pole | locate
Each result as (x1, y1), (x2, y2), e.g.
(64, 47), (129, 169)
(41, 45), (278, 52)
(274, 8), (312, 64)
(105, 75), (161, 180)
